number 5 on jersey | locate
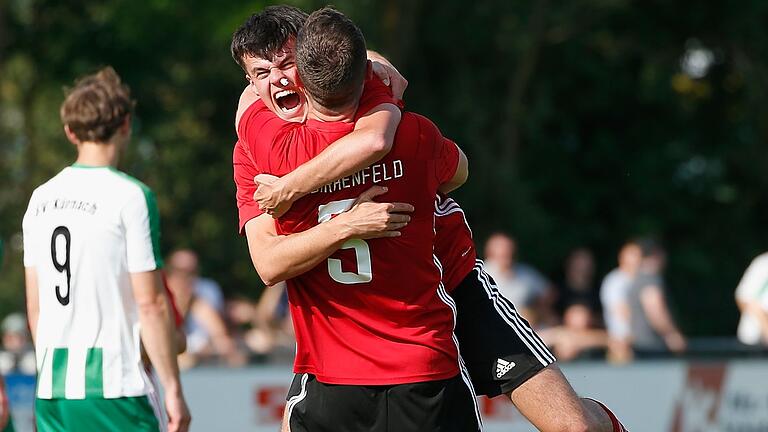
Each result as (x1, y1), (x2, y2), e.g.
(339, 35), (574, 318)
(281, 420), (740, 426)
(318, 199), (372, 284)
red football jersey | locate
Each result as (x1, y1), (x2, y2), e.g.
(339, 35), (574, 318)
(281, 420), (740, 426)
(237, 80), (462, 385)
(434, 194), (476, 292)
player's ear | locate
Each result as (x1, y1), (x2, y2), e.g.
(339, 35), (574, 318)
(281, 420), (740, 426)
(120, 114), (131, 133)
(63, 125), (80, 146)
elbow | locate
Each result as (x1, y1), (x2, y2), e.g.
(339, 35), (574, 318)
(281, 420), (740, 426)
(367, 133), (393, 159)
(136, 294), (167, 317)
(251, 259), (284, 287)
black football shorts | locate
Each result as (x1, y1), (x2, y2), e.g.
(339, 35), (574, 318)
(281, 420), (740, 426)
(285, 373), (481, 432)
(452, 259), (556, 397)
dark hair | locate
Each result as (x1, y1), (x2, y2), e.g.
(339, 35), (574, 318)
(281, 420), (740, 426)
(637, 237), (663, 258)
(296, 7), (367, 110)
(230, 5), (308, 72)
(60, 66), (134, 143)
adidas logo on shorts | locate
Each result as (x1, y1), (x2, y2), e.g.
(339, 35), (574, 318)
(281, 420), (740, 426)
(495, 358), (516, 379)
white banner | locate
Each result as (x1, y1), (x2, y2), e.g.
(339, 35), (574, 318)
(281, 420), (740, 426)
(6, 360), (768, 431)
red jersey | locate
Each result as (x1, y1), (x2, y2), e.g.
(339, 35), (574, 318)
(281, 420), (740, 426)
(236, 79), (461, 385)
(433, 194), (476, 292)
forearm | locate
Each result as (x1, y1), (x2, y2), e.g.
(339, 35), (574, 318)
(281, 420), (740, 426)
(647, 306), (680, 336)
(274, 106), (400, 202)
(247, 218), (351, 286)
(138, 292), (182, 395)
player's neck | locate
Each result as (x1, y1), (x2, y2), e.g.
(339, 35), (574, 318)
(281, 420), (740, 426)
(75, 141), (120, 168)
(307, 98), (359, 123)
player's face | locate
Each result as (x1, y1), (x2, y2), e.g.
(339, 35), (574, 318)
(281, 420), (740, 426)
(242, 39), (307, 122)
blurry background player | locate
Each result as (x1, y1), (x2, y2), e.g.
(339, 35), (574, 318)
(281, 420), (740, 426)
(22, 67), (190, 432)
(231, 5), (628, 432)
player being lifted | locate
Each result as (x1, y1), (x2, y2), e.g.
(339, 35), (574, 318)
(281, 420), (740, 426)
(232, 5), (629, 432)
(22, 67), (190, 432)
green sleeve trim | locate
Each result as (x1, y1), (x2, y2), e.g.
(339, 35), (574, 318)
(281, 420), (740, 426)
(111, 169), (165, 269)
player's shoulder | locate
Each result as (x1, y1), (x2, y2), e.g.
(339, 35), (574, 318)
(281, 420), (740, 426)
(102, 168), (158, 209)
(399, 111), (439, 133)
(392, 112), (450, 159)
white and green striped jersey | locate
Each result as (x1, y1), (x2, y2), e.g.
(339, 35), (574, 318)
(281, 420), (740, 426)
(22, 164), (164, 400)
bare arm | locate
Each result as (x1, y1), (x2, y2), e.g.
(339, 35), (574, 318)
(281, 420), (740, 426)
(188, 299), (244, 366)
(131, 270), (190, 432)
(246, 187), (413, 286)
(252, 54), (407, 217)
(254, 104), (402, 217)
(640, 285), (686, 352)
(438, 144), (469, 194)
(235, 85), (260, 131)
(25, 266), (39, 345)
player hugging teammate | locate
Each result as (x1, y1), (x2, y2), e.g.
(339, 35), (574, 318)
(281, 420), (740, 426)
(231, 5), (628, 432)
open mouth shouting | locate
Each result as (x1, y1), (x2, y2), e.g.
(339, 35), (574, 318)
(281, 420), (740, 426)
(274, 88), (303, 115)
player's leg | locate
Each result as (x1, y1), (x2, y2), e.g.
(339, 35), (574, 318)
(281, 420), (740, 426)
(284, 373), (386, 432)
(453, 259), (627, 431)
(510, 364), (610, 431)
(387, 374), (481, 432)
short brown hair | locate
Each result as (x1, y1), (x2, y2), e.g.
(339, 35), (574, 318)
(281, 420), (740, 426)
(230, 5), (308, 72)
(60, 66), (134, 143)
(296, 7), (367, 110)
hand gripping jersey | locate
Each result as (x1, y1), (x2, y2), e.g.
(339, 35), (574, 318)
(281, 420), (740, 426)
(236, 79), (463, 384)
(22, 165), (163, 399)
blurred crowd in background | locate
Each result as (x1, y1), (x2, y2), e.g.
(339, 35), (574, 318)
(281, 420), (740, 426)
(2, 235), (767, 372)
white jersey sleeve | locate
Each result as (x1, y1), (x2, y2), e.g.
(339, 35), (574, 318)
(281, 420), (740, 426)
(122, 184), (163, 273)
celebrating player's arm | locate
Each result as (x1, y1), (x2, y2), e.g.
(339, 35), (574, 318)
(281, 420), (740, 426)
(238, 57), (407, 217)
(244, 186), (414, 286)
(245, 131), (466, 287)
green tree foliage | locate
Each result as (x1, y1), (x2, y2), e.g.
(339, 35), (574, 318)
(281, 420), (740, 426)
(1, 0), (767, 335)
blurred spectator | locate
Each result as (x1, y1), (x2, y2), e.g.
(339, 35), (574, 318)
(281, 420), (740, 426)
(226, 282), (294, 361)
(557, 247), (601, 327)
(734, 252), (768, 346)
(539, 248), (608, 361)
(626, 239), (686, 356)
(165, 249), (246, 368)
(0, 314), (35, 375)
(483, 232), (556, 327)
(600, 240), (642, 363)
